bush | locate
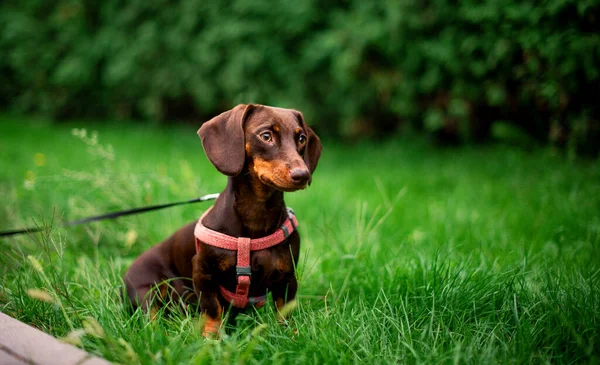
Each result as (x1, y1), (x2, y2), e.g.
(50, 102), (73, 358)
(1, 0), (599, 155)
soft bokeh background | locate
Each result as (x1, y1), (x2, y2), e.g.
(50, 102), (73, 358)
(1, 2), (600, 364)
(1, 0), (598, 155)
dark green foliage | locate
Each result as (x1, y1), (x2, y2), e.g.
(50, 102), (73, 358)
(1, 0), (599, 154)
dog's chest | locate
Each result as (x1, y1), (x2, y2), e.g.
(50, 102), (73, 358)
(216, 246), (292, 280)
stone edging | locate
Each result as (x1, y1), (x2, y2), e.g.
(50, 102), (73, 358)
(0, 312), (111, 365)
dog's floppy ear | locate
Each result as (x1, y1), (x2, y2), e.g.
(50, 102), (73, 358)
(198, 104), (255, 176)
(305, 126), (322, 175)
(293, 111), (322, 175)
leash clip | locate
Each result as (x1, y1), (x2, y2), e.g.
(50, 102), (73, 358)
(286, 207), (297, 231)
(286, 207), (295, 217)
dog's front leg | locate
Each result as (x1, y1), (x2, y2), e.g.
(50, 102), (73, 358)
(192, 255), (223, 337)
(200, 291), (222, 337)
(272, 273), (298, 322)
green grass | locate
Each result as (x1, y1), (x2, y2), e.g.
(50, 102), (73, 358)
(1, 116), (599, 364)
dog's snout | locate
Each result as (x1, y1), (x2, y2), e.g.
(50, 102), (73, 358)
(290, 168), (310, 185)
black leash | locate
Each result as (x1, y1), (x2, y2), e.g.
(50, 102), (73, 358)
(0, 193), (219, 238)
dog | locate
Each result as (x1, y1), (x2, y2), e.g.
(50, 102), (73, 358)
(123, 104), (322, 336)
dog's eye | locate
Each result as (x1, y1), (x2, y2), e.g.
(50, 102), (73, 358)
(298, 134), (307, 145)
(259, 131), (272, 142)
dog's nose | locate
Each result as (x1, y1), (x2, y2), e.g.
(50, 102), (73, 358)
(290, 168), (311, 185)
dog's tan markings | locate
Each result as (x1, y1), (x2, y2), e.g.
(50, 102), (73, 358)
(273, 125), (280, 132)
(245, 142), (251, 155)
(252, 157), (275, 185)
(246, 158), (272, 201)
(295, 127), (301, 134)
(202, 300), (223, 337)
(279, 261), (291, 273)
(202, 314), (221, 337)
(150, 306), (159, 321)
(275, 297), (288, 323)
(217, 255), (236, 271)
(160, 284), (168, 299)
(275, 298), (285, 311)
(252, 157), (294, 191)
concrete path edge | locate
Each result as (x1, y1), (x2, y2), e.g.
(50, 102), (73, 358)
(0, 312), (111, 365)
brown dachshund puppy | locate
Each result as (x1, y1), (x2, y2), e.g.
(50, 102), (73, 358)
(123, 104), (322, 336)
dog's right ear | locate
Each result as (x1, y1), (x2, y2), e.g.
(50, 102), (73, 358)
(198, 104), (255, 176)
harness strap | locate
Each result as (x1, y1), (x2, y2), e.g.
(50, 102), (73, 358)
(219, 286), (267, 308)
(235, 237), (251, 307)
(194, 207), (298, 309)
(194, 208), (298, 252)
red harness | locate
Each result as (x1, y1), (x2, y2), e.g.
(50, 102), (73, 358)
(194, 207), (298, 308)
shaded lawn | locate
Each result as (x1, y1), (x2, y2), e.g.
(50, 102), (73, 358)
(1, 116), (599, 364)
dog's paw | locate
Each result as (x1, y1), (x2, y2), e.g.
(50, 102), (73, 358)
(202, 318), (221, 339)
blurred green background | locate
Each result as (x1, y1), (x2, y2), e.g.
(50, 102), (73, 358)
(1, 0), (598, 156)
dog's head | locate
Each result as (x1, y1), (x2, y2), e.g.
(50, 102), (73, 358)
(198, 104), (322, 191)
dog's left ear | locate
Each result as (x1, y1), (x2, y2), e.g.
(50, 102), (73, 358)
(198, 104), (255, 176)
(294, 111), (322, 175)
(305, 126), (322, 175)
